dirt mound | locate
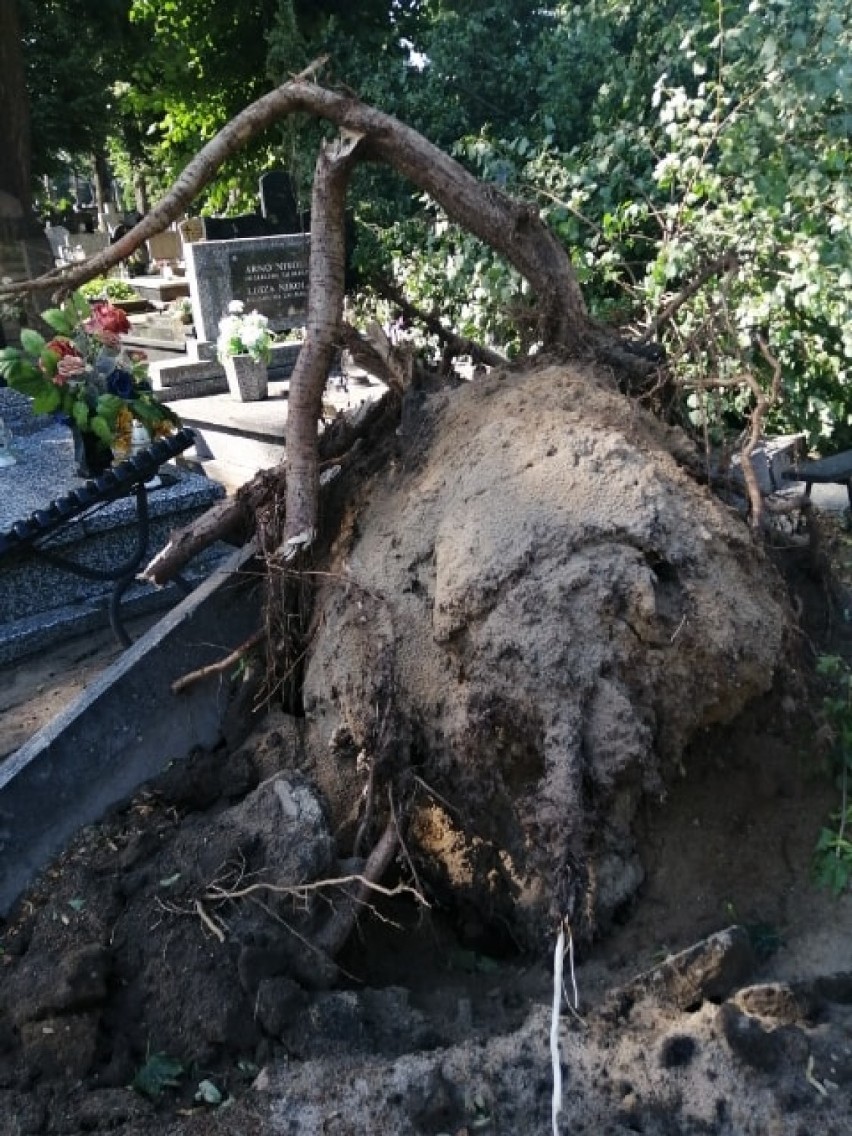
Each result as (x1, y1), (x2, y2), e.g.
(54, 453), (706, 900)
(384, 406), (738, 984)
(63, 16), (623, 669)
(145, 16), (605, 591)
(6, 361), (847, 1136)
(302, 363), (791, 942)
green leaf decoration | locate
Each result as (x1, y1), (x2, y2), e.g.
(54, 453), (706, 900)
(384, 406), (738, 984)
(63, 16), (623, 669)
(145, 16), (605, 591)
(95, 393), (126, 425)
(19, 329), (46, 355)
(39, 347), (60, 377)
(3, 362), (46, 395)
(72, 400), (91, 430)
(32, 387), (62, 415)
(41, 308), (75, 335)
(90, 414), (113, 443)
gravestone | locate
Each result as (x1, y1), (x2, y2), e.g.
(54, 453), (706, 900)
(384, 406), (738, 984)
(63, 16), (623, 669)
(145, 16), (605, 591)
(179, 217), (205, 246)
(184, 234), (310, 343)
(45, 225), (72, 264)
(147, 230), (182, 262)
(259, 170), (307, 234)
(202, 214), (274, 241)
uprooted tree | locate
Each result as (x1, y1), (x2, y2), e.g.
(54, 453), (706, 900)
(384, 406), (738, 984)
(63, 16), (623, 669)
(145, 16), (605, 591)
(1, 70), (797, 959)
(2, 64), (660, 545)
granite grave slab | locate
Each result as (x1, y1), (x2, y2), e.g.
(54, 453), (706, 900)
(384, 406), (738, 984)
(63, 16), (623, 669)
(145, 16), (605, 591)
(0, 423), (226, 662)
(185, 233), (310, 343)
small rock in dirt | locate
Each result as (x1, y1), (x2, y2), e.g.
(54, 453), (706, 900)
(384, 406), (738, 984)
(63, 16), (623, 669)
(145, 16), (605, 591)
(189, 775), (335, 893)
(734, 982), (818, 1026)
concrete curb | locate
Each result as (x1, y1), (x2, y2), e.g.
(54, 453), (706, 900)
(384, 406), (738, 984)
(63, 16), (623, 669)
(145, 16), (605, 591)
(0, 542), (262, 917)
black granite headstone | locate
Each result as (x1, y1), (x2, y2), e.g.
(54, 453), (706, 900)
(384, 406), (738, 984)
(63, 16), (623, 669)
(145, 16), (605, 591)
(203, 214), (274, 241)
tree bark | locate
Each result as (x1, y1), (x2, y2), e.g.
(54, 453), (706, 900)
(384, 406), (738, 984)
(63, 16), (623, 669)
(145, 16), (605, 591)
(92, 151), (112, 233)
(2, 67), (605, 555)
(0, 0), (32, 218)
(284, 129), (365, 543)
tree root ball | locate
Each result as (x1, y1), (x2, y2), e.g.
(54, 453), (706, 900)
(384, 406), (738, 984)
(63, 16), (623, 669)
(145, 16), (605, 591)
(300, 364), (791, 946)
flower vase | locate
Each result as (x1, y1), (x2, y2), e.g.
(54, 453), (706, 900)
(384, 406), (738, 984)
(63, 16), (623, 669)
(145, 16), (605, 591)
(113, 421), (162, 489)
(223, 354), (268, 402)
(71, 425), (113, 479)
(113, 420), (152, 463)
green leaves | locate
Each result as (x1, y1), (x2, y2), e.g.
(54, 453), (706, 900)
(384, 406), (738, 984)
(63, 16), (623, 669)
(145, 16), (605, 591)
(0, 351), (44, 394)
(40, 308), (76, 336)
(72, 400), (92, 431)
(19, 329), (46, 356)
(132, 1052), (185, 1098)
(31, 387), (62, 415)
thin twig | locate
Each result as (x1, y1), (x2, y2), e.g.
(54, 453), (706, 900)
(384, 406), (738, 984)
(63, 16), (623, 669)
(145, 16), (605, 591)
(389, 786), (427, 906)
(170, 629), (266, 694)
(645, 251), (739, 340)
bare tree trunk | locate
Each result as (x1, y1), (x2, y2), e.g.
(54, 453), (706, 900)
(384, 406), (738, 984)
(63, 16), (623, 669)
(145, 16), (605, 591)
(0, 0), (32, 219)
(92, 151), (111, 233)
(284, 129), (365, 543)
(133, 170), (149, 217)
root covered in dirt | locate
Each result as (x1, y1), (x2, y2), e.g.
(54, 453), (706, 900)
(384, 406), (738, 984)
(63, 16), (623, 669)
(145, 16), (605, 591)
(300, 362), (792, 945)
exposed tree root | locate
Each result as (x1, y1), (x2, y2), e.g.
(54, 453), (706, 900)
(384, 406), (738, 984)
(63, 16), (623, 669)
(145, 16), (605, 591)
(313, 818), (401, 959)
(141, 391), (400, 587)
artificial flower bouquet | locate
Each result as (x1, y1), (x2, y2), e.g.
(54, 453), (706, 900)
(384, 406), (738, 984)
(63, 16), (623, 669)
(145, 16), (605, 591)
(0, 290), (179, 447)
(216, 300), (276, 365)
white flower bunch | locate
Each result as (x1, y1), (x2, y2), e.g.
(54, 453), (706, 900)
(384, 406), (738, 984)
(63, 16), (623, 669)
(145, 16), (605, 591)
(217, 300), (275, 364)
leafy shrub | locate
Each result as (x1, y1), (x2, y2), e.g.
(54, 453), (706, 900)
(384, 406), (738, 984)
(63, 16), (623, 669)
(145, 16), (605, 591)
(78, 277), (142, 303)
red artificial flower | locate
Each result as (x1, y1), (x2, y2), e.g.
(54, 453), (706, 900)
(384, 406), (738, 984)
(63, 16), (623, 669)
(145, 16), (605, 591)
(45, 337), (82, 360)
(54, 355), (86, 384)
(93, 328), (121, 352)
(88, 302), (131, 335)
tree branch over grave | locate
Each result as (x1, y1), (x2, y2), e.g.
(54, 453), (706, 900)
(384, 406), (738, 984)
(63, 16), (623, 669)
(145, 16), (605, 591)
(0, 66), (589, 349)
(7, 66), (652, 551)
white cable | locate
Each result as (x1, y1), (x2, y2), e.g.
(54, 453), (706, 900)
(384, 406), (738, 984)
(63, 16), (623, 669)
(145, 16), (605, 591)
(551, 921), (565, 1136)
